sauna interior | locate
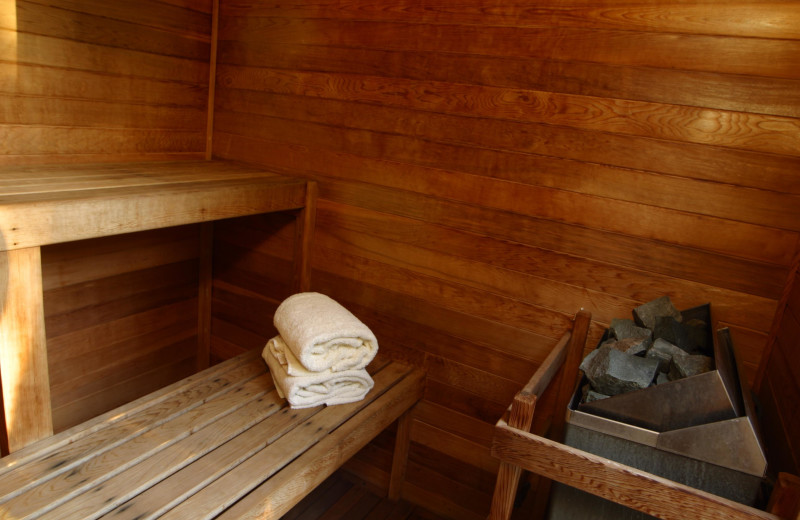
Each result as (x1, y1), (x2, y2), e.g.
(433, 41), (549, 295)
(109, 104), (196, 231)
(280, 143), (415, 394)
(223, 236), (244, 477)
(1, 0), (799, 518)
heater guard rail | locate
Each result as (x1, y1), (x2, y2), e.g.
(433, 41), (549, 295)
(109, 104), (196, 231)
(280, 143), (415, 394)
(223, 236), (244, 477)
(488, 310), (800, 520)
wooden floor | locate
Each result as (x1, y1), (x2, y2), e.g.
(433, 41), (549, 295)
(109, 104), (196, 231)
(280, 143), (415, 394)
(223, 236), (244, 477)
(281, 470), (446, 520)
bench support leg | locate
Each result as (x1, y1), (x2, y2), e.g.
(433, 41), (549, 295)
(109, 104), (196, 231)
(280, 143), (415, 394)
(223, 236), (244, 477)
(292, 181), (317, 293)
(388, 408), (413, 501)
(0, 247), (53, 454)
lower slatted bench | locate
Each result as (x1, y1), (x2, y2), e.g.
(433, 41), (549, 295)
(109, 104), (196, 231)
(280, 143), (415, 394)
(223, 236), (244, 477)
(0, 349), (424, 520)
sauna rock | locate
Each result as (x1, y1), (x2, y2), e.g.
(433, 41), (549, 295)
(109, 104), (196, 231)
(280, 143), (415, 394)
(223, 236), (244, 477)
(601, 336), (652, 356)
(654, 316), (710, 355)
(646, 338), (685, 373)
(580, 345), (660, 396)
(579, 297), (713, 401)
(670, 351), (714, 379)
(633, 295), (682, 330)
(610, 318), (653, 342)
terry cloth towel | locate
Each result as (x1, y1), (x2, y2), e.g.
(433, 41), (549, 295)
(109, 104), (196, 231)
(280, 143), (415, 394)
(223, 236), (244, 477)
(274, 292), (378, 374)
(263, 336), (374, 409)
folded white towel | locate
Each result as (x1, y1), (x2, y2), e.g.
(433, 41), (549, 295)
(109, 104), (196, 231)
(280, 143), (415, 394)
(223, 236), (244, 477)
(274, 292), (378, 373)
(263, 337), (374, 409)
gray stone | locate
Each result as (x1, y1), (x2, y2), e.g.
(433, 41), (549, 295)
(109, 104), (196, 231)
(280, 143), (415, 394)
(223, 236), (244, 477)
(582, 345), (660, 396)
(685, 318), (712, 356)
(585, 390), (610, 403)
(580, 383), (609, 403)
(579, 348), (600, 374)
(633, 295), (682, 330)
(656, 372), (671, 385)
(670, 353), (713, 380)
(601, 336), (652, 356)
(646, 338), (687, 371)
(654, 316), (703, 354)
(610, 318), (653, 342)
(646, 346), (674, 374)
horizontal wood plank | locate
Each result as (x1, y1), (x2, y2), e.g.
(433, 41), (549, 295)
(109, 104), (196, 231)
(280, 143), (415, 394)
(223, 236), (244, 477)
(218, 17), (800, 79)
(0, 160), (307, 250)
(219, 44), (800, 118)
(215, 67), (800, 155)
(213, 1), (799, 516)
(219, 1), (800, 39)
(492, 421), (782, 520)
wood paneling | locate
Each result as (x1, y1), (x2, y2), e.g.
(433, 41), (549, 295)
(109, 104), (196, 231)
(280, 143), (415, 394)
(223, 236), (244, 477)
(209, 212), (299, 363)
(0, 0), (212, 163)
(213, 1), (800, 517)
(42, 226), (202, 431)
(757, 253), (800, 477)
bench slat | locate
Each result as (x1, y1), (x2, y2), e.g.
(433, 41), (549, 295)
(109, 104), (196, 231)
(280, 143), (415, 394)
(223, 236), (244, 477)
(218, 368), (426, 520)
(0, 160), (309, 251)
(0, 351), (423, 520)
(0, 349), (261, 477)
(159, 362), (414, 520)
(98, 359), (393, 520)
(42, 390), (286, 520)
(99, 405), (321, 520)
(2, 367), (272, 519)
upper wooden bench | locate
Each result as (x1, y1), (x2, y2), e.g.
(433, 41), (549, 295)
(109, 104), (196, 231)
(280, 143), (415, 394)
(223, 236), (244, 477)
(0, 348), (425, 520)
(0, 160), (317, 453)
(0, 160), (312, 251)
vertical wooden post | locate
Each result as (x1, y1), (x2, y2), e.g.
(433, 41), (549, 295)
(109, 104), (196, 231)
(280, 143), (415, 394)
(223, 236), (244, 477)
(388, 409), (413, 501)
(768, 473), (800, 520)
(489, 309), (592, 520)
(0, 247), (53, 454)
(204, 0), (220, 160)
(292, 181), (317, 293)
(489, 394), (537, 519)
(550, 309), (591, 443)
(197, 222), (214, 371)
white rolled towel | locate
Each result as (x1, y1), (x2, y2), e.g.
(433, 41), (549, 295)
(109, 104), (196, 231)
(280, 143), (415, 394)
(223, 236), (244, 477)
(273, 292), (378, 374)
(263, 336), (374, 409)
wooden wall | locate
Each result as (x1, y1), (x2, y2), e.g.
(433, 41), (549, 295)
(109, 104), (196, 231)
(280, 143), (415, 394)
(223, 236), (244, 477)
(209, 212), (299, 363)
(42, 226), (202, 431)
(0, 0), (212, 163)
(757, 252), (800, 478)
(212, 1), (800, 518)
(0, 1), (215, 431)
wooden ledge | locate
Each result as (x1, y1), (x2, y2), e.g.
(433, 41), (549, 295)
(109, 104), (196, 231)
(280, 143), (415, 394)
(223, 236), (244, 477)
(0, 160), (309, 251)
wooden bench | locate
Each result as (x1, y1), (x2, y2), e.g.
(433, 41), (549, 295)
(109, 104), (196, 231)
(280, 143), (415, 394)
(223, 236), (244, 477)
(0, 159), (425, 518)
(489, 310), (800, 520)
(0, 159), (317, 452)
(0, 348), (424, 519)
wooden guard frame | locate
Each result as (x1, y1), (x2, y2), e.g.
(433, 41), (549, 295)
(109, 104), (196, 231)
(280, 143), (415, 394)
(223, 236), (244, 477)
(488, 310), (800, 520)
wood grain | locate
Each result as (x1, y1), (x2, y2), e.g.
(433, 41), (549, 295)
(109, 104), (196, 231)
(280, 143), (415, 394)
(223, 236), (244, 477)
(2, 0), (211, 163)
(0, 161), (307, 250)
(219, 1), (800, 40)
(216, 67), (800, 156)
(0, 247), (53, 453)
(758, 253), (800, 476)
(492, 421), (783, 520)
(0, 0), (779, 515)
